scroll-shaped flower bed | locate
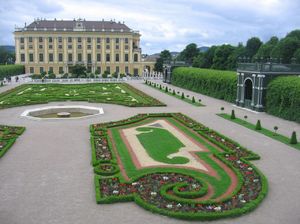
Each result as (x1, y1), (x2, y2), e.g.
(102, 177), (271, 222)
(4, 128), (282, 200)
(0, 125), (25, 158)
(90, 113), (268, 220)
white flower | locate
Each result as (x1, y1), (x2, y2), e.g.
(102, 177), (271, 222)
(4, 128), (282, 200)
(166, 204), (173, 209)
(214, 206), (221, 211)
(163, 176), (169, 181)
(150, 192), (157, 196)
(113, 190), (119, 195)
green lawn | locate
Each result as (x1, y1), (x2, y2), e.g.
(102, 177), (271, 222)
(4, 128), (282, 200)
(136, 127), (189, 164)
(218, 113), (300, 150)
(0, 83), (165, 109)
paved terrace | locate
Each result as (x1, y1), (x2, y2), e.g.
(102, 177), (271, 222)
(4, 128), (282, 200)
(0, 80), (299, 224)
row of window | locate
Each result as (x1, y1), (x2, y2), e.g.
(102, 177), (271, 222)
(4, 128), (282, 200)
(20, 37), (130, 44)
(21, 53), (139, 63)
(20, 44), (130, 50)
(30, 66), (135, 75)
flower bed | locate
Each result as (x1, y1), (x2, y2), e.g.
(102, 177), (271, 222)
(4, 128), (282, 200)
(0, 125), (25, 158)
(90, 113), (267, 220)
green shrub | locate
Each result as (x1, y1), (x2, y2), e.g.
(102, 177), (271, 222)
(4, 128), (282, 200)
(47, 73), (56, 79)
(290, 131), (298, 144)
(230, 110), (236, 119)
(62, 73), (69, 78)
(165, 86), (168, 92)
(172, 67), (236, 102)
(266, 76), (300, 123)
(172, 90), (175, 95)
(0, 64), (24, 80)
(192, 96), (195, 103)
(255, 120), (262, 130)
(181, 92), (184, 99)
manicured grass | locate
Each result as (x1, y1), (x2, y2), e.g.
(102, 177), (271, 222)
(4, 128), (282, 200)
(0, 83), (165, 109)
(136, 127), (189, 164)
(218, 113), (300, 150)
(145, 81), (205, 106)
(0, 125), (25, 158)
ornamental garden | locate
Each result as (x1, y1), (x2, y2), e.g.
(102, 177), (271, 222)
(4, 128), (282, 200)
(2, 74), (299, 221)
(90, 113), (267, 220)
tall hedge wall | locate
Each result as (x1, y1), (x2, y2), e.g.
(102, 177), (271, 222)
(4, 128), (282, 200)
(0, 64), (24, 80)
(172, 67), (237, 102)
(266, 76), (300, 123)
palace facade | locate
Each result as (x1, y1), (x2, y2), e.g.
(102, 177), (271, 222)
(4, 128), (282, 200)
(14, 19), (154, 75)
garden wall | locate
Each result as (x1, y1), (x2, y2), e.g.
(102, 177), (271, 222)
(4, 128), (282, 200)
(0, 64), (24, 80)
(266, 76), (300, 123)
(172, 67), (237, 103)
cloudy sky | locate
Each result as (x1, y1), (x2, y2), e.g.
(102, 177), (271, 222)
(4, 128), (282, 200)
(0, 0), (300, 54)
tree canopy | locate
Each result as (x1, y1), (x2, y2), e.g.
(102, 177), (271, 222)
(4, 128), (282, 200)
(175, 29), (300, 70)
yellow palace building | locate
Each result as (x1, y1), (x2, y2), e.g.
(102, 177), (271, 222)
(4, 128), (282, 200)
(14, 18), (154, 76)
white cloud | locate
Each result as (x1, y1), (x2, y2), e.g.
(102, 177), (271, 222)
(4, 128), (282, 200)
(0, 0), (300, 54)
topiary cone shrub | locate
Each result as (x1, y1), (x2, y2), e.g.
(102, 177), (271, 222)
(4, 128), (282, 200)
(230, 110), (236, 119)
(255, 120), (262, 130)
(172, 90), (175, 95)
(165, 86), (168, 92)
(181, 92), (185, 99)
(192, 96), (195, 103)
(159, 85), (162, 89)
(290, 131), (298, 144)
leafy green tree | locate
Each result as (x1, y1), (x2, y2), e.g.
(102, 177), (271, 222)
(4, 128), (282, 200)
(227, 43), (246, 70)
(160, 50), (172, 63)
(154, 57), (164, 72)
(0, 47), (15, 64)
(271, 37), (300, 63)
(180, 43), (199, 64)
(255, 36), (279, 60)
(69, 64), (86, 78)
(212, 44), (235, 70)
(245, 37), (262, 59)
(293, 48), (300, 63)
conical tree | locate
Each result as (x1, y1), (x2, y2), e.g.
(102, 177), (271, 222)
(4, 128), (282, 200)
(172, 90), (175, 95)
(255, 120), (262, 130)
(181, 92), (185, 99)
(230, 110), (236, 119)
(165, 86), (168, 92)
(192, 96), (195, 103)
(290, 131), (298, 144)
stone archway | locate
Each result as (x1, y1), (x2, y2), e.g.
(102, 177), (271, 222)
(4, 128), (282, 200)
(244, 78), (253, 108)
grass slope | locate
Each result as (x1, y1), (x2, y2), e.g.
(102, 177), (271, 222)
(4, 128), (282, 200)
(218, 113), (300, 150)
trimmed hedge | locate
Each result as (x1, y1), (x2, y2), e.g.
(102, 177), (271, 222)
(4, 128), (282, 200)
(172, 67), (236, 102)
(266, 76), (300, 123)
(0, 64), (24, 80)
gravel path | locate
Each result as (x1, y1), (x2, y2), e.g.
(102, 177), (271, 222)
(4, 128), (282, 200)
(0, 80), (299, 224)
